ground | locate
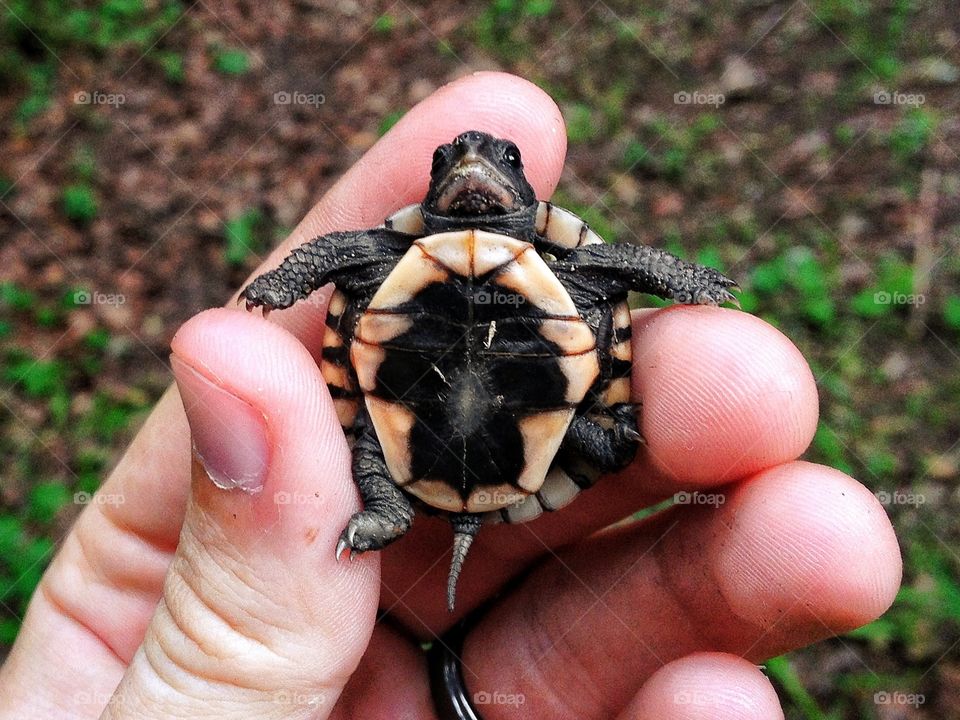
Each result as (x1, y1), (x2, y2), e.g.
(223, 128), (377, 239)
(0, 1), (958, 718)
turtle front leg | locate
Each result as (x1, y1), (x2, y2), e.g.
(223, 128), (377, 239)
(564, 403), (641, 473)
(336, 417), (414, 560)
(550, 243), (738, 307)
(242, 228), (414, 313)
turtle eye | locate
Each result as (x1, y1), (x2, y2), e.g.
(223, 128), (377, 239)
(503, 143), (521, 168)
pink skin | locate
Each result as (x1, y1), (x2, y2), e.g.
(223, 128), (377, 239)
(0, 73), (901, 719)
(622, 653), (785, 720)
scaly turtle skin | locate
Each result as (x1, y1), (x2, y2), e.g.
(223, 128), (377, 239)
(242, 130), (737, 610)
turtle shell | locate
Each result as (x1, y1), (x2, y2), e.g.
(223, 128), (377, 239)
(348, 229), (600, 513)
(321, 202), (634, 521)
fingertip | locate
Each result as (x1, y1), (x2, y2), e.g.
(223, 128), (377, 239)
(712, 461), (903, 634)
(293, 71), (567, 240)
(170, 307), (349, 499)
(624, 652), (783, 720)
(420, 71), (568, 197)
(632, 306), (818, 485)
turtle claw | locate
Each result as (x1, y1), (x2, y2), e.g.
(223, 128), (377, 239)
(336, 509), (411, 561)
(335, 522), (359, 561)
(623, 427), (643, 442)
(335, 537), (350, 562)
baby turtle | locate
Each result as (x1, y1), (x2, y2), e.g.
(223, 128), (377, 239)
(242, 130), (737, 609)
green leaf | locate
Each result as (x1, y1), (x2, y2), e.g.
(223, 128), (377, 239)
(522, 0), (553, 17)
(888, 108), (937, 163)
(84, 328), (111, 351)
(750, 259), (785, 294)
(62, 184), (98, 224)
(4, 358), (67, 398)
(213, 47), (250, 75)
(851, 288), (891, 318)
(765, 655), (828, 720)
(566, 102), (597, 143)
(156, 50), (185, 83)
(373, 13), (394, 33)
(27, 482), (72, 524)
(802, 295), (835, 325)
(0, 516), (24, 559)
(48, 390), (70, 426)
(378, 110), (405, 137)
(943, 295), (960, 330)
(0, 617), (20, 644)
(224, 208), (264, 266)
(0, 282), (36, 311)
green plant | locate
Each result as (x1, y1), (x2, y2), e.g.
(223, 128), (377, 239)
(373, 13), (394, 33)
(377, 110), (405, 137)
(62, 184), (98, 224)
(1, 0), (188, 105)
(224, 208), (266, 266)
(565, 102), (597, 143)
(887, 108), (937, 164)
(212, 46), (249, 75)
(0, 282), (37, 312)
(27, 482), (72, 524)
(943, 295), (960, 330)
(3, 356), (68, 398)
(766, 655), (828, 720)
(473, 0), (554, 60)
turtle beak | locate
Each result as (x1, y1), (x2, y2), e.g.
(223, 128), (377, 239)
(434, 154), (520, 216)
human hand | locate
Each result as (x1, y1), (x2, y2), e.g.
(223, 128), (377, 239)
(0, 72), (900, 720)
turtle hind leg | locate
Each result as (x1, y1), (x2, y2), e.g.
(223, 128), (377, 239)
(564, 403), (641, 473)
(447, 512), (484, 612)
(336, 419), (414, 560)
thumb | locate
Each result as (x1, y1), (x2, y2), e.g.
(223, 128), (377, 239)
(103, 308), (379, 719)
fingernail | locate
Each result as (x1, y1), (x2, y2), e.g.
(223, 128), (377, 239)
(171, 355), (269, 493)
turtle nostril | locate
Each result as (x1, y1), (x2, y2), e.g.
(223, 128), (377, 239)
(455, 130), (484, 148)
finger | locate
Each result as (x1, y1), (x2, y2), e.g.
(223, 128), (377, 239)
(379, 307), (819, 632)
(329, 623), (437, 720)
(620, 652), (783, 720)
(0, 72), (564, 717)
(461, 461), (901, 719)
(102, 308), (377, 718)
(628, 305), (819, 490)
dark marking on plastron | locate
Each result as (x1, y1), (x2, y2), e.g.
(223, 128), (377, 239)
(370, 261), (572, 494)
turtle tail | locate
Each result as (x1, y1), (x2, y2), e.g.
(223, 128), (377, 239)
(447, 513), (484, 611)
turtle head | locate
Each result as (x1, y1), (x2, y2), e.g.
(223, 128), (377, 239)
(422, 131), (537, 236)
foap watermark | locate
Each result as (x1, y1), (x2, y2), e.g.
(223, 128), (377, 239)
(274, 490), (323, 506)
(473, 489), (527, 507)
(74, 90), (125, 107)
(674, 490), (725, 507)
(473, 690), (525, 708)
(73, 688), (129, 708)
(872, 290), (925, 306)
(74, 289), (126, 306)
(874, 691), (925, 708)
(674, 90), (725, 107)
(271, 690), (327, 709)
(474, 289), (525, 306)
(875, 489), (926, 507)
(273, 90), (326, 108)
(674, 690), (722, 707)
(873, 89), (925, 107)
(74, 491), (126, 507)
